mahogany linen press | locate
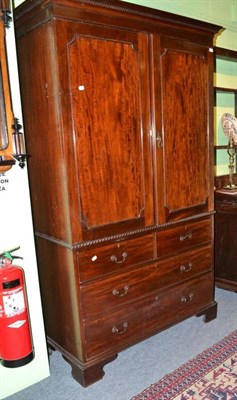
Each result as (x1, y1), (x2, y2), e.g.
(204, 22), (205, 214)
(14, 0), (221, 387)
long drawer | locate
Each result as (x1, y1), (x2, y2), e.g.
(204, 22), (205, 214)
(81, 245), (212, 319)
(83, 273), (214, 359)
(78, 234), (155, 282)
(157, 218), (212, 256)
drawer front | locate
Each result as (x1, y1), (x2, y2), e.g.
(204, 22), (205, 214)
(215, 191), (237, 212)
(81, 245), (212, 319)
(157, 218), (212, 256)
(78, 234), (155, 282)
(84, 273), (213, 359)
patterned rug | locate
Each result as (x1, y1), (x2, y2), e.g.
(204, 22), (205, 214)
(131, 330), (237, 400)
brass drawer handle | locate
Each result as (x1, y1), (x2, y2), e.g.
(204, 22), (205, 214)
(181, 293), (194, 303)
(179, 231), (193, 241)
(110, 252), (128, 264)
(179, 263), (193, 273)
(112, 285), (129, 297)
(112, 322), (128, 335)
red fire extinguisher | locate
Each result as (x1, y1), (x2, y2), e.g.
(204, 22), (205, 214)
(0, 248), (34, 367)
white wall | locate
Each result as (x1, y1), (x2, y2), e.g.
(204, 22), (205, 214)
(0, 3), (49, 399)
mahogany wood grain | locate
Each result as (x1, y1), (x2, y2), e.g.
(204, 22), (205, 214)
(81, 245), (212, 319)
(214, 190), (237, 291)
(156, 38), (211, 222)
(14, 0), (221, 387)
(156, 218), (212, 256)
(78, 234), (155, 282)
(84, 273), (214, 359)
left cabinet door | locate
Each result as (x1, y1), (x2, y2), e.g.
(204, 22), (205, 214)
(60, 23), (154, 240)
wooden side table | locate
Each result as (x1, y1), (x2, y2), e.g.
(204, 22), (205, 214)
(215, 189), (237, 292)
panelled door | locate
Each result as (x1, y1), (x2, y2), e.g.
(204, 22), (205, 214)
(56, 21), (154, 240)
(151, 35), (213, 224)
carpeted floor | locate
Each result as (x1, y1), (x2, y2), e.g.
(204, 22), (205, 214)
(4, 288), (237, 400)
(132, 329), (237, 399)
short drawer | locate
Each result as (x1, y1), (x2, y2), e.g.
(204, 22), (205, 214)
(157, 218), (212, 256)
(78, 234), (155, 282)
(84, 273), (214, 359)
(81, 245), (212, 319)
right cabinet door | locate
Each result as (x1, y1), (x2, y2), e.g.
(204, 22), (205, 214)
(152, 36), (213, 224)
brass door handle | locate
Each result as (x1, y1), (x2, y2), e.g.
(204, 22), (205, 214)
(156, 131), (163, 148)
